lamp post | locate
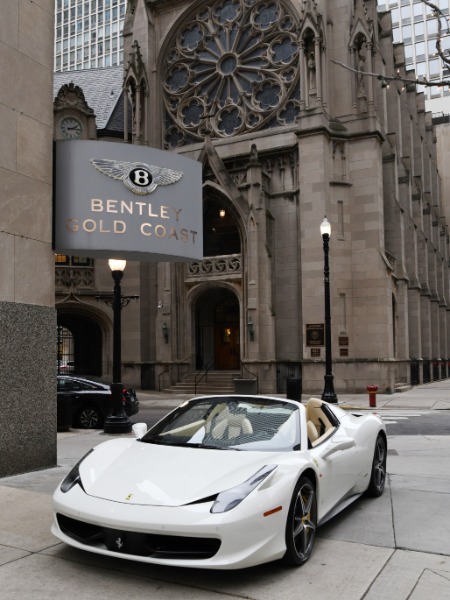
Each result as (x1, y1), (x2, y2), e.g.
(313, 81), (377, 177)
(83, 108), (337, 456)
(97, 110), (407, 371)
(320, 217), (338, 403)
(103, 259), (132, 433)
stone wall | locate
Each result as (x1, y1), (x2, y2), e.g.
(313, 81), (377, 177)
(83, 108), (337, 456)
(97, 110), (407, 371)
(0, 0), (56, 476)
(0, 303), (56, 476)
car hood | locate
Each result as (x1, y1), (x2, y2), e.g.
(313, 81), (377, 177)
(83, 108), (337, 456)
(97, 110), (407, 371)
(79, 439), (283, 506)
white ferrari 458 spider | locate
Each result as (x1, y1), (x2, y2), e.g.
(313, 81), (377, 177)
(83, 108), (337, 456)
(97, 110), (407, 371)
(52, 395), (387, 570)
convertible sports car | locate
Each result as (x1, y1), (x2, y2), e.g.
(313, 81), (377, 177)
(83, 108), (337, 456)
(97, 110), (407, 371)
(52, 395), (387, 570)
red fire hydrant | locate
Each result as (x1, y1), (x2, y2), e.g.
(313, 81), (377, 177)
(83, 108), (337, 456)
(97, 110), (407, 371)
(367, 385), (379, 408)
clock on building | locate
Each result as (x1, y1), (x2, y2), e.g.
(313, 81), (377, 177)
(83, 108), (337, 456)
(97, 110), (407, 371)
(59, 116), (83, 140)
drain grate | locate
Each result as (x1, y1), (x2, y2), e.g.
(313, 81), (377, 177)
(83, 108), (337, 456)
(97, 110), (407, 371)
(387, 449), (398, 456)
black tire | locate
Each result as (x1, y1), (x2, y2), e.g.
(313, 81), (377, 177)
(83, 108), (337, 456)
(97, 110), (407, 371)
(77, 405), (103, 429)
(282, 476), (317, 567)
(366, 434), (387, 497)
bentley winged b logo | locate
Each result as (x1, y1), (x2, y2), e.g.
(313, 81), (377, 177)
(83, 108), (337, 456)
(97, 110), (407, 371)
(90, 158), (183, 196)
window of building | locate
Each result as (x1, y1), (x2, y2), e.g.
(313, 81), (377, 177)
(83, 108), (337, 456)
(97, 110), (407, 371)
(427, 18), (438, 36)
(401, 5), (411, 21)
(428, 39), (438, 56)
(416, 61), (427, 76)
(203, 198), (241, 257)
(415, 41), (425, 61)
(413, 2), (424, 20)
(404, 43), (414, 59)
(55, 255), (93, 267)
(429, 58), (440, 76)
(414, 21), (424, 40)
(442, 35), (450, 51)
(163, 0), (300, 146)
(402, 24), (412, 41)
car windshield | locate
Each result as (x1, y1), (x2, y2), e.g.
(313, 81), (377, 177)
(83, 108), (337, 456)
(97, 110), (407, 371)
(141, 396), (301, 451)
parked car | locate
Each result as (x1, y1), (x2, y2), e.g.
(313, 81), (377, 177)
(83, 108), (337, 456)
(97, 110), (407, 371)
(52, 394), (386, 569)
(57, 360), (75, 374)
(57, 375), (139, 429)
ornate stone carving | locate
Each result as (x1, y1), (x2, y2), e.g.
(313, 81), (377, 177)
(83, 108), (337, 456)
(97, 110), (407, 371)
(54, 82), (94, 116)
(163, 0), (300, 147)
(55, 267), (95, 290)
(188, 254), (242, 277)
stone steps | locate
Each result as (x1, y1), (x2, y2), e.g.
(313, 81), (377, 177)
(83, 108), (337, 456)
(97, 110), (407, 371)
(163, 371), (239, 395)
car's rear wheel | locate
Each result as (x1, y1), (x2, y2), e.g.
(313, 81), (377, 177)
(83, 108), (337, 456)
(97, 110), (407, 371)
(77, 406), (102, 429)
(366, 434), (387, 497)
(282, 476), (317, 566)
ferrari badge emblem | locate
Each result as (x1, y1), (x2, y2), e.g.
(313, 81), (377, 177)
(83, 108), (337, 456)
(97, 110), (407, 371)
(115, 537), (124, 550)
(125, 493), (133, 501)
(90, 158), (183, 196)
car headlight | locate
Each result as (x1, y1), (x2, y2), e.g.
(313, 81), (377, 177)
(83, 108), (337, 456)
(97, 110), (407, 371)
(211, 465), (277, 513)
(60, 449), (93, 493)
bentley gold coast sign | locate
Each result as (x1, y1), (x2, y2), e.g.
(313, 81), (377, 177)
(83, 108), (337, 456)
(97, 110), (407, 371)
(54, 140), (203, 261)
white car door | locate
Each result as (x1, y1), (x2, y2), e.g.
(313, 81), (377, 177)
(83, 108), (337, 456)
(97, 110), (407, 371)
(309, 428), (359, 521)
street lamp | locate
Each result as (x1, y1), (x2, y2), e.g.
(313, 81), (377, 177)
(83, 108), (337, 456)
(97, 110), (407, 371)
(320, 217), (338, 403)
(103, 258), (132, 433)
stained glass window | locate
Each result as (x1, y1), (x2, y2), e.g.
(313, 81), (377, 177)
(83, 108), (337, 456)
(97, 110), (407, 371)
(163, 0), (300, 147)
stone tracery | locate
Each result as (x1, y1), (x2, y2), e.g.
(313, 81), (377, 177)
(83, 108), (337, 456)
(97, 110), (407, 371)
(162, 0), (300, 147)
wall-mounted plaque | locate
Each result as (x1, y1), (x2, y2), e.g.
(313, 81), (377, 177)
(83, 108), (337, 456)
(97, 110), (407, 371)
(311, 348), (321, 357)
(306, 323), (324, 346)
(339, 336), (349, 346)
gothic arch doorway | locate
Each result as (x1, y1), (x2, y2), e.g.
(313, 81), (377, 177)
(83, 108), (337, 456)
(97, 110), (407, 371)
(195, 288), (240, 371)
(57, 313), (102, 376)
(203, 194), (241, 257)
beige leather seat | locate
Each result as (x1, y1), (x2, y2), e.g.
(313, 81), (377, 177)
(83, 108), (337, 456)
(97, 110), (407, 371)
(211, 408), (253, 440)
(307, 420), (319, 445)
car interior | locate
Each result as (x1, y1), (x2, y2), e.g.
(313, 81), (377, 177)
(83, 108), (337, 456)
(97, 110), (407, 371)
(207, 406), (253, 440)
(305, 398), (338, 447)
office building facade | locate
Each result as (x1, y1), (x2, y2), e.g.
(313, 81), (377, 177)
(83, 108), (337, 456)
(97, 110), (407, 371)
(378, 0), (450, 114)
(54, 0), (126, 72)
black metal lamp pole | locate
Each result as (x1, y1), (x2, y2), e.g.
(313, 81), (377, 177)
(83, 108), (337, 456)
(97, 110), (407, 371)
(103, 259), (132, 434)
(320, 217), (338, 403)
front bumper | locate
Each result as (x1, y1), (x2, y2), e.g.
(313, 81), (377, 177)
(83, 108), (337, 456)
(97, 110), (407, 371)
(52, 484), (287, 570)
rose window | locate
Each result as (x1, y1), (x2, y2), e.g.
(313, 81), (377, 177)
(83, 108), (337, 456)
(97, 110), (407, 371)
(163, 0), (300, 147)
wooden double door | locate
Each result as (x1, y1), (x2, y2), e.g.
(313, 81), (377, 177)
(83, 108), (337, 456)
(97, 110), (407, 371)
(196, 288), (240, 370)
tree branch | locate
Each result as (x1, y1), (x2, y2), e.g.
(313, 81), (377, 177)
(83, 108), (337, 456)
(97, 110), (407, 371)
(332, 0), (450, 89)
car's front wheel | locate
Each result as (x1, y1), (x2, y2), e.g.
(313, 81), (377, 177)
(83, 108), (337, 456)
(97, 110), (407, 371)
(366, 434), (387, 497)
(282, 476), (317, 566)
(77, 406), (102, 429)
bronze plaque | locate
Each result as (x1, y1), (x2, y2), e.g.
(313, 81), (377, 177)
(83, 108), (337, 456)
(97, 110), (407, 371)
(340, 348), (349, 357)
(339, 336), (349, 346)
(311, 348), (321, 357)
(306, 323), (324, 346)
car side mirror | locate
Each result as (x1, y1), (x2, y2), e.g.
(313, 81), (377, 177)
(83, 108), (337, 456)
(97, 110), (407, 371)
(321, 437), (356, 459)
(132, 423), (148, 439)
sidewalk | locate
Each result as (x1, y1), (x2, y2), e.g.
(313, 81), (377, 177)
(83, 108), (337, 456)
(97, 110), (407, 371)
(1, 382), (450, 599)
(136, 378), (450, 411)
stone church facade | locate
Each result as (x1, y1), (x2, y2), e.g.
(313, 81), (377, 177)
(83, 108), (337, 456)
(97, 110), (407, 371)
(55, 0), (450, 396)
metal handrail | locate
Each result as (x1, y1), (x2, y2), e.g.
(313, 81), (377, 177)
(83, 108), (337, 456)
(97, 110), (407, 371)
(176, 355), (193, 382)
(239, 360), (259, 393)
(194, 359), (214, 394)
(158, 365), (170, 392)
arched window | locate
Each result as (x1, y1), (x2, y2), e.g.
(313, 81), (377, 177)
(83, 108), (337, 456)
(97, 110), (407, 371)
(203, 196), (241, 257)
(163, 0), (300, 147)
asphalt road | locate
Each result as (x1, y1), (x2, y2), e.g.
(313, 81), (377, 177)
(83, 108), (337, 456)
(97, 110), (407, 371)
(379, 409), (450, 435)
(131, 403), (450, 436)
